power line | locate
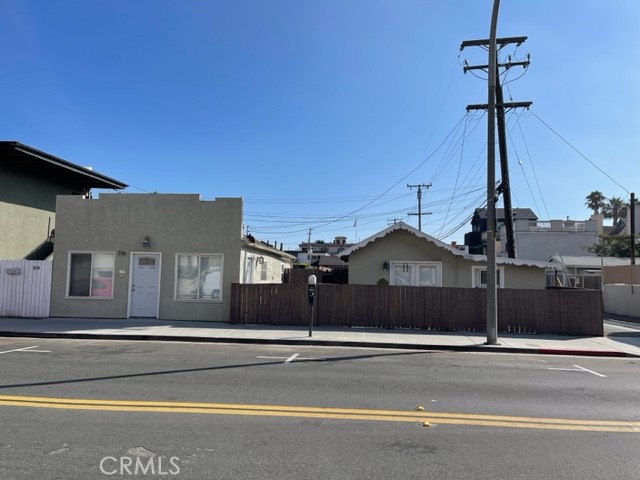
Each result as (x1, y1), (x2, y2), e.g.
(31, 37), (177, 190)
(243, 193), (410, 205)
(507, 107), (550, 218)
(302, 113), (469, 232)
(530, 110), (629, 194)
(437, 112), (469, 237)
(437, 194), (488, 240)
(243, 109), (494, 245)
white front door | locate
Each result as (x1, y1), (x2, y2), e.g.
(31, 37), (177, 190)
(130, 254), (160, 317)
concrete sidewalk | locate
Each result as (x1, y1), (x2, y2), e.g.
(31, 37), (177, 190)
(1, 316), (639, 358)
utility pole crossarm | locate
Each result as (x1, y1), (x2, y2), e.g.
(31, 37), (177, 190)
(464, 59), (530, 73)
(460, 36), (527, 50)
(466, 101), (532, 111)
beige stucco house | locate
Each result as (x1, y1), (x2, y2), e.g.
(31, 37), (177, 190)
(339, 222), (549, 289)
(49, 193), (294, 322)
(50, 193), (243, 322)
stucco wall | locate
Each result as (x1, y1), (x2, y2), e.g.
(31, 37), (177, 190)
(0, 167), (80, 259)
(501, 218), (598, 261)
(0, 202), (55, 259)
(604, 284), (640, 318)
(513, 231), (598, 261)
(50, 193), (242, 321)
(348, 230), (545, 289)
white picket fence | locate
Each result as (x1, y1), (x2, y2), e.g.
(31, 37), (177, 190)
(0, 260), (52, 318)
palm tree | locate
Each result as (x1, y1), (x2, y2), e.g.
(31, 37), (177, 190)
(602, 196), (626, 224)
(585, 191), (606, 215)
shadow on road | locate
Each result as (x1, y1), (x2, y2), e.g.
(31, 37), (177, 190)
(0, 350), (435, 391)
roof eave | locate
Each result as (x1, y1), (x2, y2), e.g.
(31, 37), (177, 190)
(10, 142), (128, 190)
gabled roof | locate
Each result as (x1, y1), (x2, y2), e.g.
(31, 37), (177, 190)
(0, 141), (127, 190)
(339, 221), (549, 268)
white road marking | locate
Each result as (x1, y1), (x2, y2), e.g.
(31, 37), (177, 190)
(0, 346), (50, 355)
(284, 354), (299, 364)
(548, 365), (606, 377)
(256, 353), (316, 364)
(573, 364), (607, 378)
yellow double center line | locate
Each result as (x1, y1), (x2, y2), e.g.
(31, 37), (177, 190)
(0, 394), (638, 433)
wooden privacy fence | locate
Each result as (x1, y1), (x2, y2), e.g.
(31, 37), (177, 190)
(0, 260), (52, 318)
(602, 265), (640, 285)
(230, 283), (603, 336)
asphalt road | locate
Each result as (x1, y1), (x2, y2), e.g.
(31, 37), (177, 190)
(0, 338), (638, 480)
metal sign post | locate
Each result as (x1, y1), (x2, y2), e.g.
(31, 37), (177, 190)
(308, 275), (317, 337)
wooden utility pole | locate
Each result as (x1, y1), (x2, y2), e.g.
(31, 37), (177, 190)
(407, 183), (432, 231)
(462, 37), (531, 259)
(495, 72), (516, 258)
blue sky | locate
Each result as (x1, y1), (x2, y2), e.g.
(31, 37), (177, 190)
(2, 1), (638, 249)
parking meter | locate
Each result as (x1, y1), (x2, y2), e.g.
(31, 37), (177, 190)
(308, 275), (317, 306)
(308, 275), (317, 336)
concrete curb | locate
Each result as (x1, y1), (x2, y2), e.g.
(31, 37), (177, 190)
(1, 330), (637, 358)
(535, 348), (632, 358)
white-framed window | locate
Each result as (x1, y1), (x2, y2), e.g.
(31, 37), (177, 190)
(390, 261), (442, 287)
(175, 254), (223, 301)
(472, 266), (505, 288)
(67, 252), (115, 298)
(259, 260), (268, 282)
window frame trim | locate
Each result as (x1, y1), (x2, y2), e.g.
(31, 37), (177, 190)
(174, 253), (224, 302)
(259, 259), (268, 282)
(389, 261), (443, 287)
(471, 265), (506, 288)
(65, 251), (115, 299)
